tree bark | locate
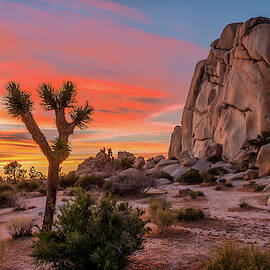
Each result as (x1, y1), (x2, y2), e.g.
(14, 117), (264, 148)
(42, 161), (60, 231)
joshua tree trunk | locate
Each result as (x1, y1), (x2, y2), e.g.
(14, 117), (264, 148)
(42, 161), (60, 231)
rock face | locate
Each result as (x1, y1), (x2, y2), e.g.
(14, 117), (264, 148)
(178, 17), (270, 164)
(257, 143), (270, 174)
(134, 156), (145, 169)
(168, 126), (182, 160)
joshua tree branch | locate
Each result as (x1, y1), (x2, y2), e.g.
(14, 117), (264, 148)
(21, 113), (53, 161)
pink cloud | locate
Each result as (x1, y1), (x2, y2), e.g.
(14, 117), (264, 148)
(82, 0), (149, 23)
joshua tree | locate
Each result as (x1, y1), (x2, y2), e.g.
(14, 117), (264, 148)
(3, 81), (94, 230)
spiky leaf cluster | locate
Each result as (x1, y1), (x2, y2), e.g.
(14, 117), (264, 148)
(38, 81), (77, 110)
(70, 102), (94, 129)
(3, 81), (33, 118)
(51, 137), (72, 159)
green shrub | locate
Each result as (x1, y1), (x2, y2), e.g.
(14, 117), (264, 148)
(176, 207), (205, 221)
(201, 172), (217, 183)
(149, 198), (175, 233)
(0, 183), (14, 193)
(6, 217), (35, 238)
(188, 190), (205, 199)
(154, 171), (174, 182)
(0, 191), (19, 209)
(17, 180), (41, 192)
(206, 167), (228, 176)
(104, 174), (155, 197)
(177, 169), (203, 185)
(74, 174), (105, 190)
(32, 191), (149, 270)
(59, 172), (79, 188)
(203, 240), (270, 270)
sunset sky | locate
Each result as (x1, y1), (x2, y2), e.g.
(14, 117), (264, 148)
(0, 0), (270, 174)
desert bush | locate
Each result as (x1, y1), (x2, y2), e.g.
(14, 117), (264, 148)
(188, 190), (205, 199)
(154, 171), (174, 182)
(104, 174), (156, 197)
(149, 198), (175, 233)
(203, 240), (270, 270)
(0, 183), (14, 193)
(177, 169), (203, 185)
(38, 185), (47, 196)
(0, 191), (19, 209)
(176, 207), (205, 221)
(59, 172), (79, 188)
(214, 185), (222, 191)
(206, 167), (228, 176)
(74, 174), (105, 190)
(17, 180), (41, 192)
(0, 240), (5, 261)
(151, 207), (175, 233)
(13, 196), (29, 212)
(116, 158), (134, 170)
(201, 172), (217, 183)
(32, 191), (149, 270)
(6, 217), (35, 238)
(239, 199), (250, 209)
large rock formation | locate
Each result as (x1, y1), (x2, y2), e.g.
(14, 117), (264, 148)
(168, 126), (182, 160)
(177, 17), (270, 164)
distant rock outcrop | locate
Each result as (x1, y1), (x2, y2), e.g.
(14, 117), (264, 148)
(170, 17), (270, 165)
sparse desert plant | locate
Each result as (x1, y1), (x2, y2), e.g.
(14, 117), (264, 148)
(0, 191), (19, 209)
(149, 198), (175, 233)
(205, 167), (228, 176)
(214, 185), (222, 191)
(74, 174), (105, 190)
(32, 191), (149, 270)
(176, 207), (205, 221)
(201, 171), (217, 184)
(13, 196), (29, 212)
(151, 207), (176, 233)
(177, 169), (203, 185)
(0, 240), (5, 261)
(239, 199), (250, 209)
(0, 183), (15, 193)
(104, 174), (156, 197)
(6, 217), (35, 238)
(188, 190), (205, 199)
(203, 240), (270, 270)
(59, 172), (79, 188)
(17, 180), (41, 192)
(154, 171), (174, 182)
(149, 198), (171, 216)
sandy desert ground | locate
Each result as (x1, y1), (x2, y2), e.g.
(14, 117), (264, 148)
(1, 179), (270, 270)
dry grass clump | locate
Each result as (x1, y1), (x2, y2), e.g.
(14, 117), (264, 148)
(149, 198), (175, 233)
(203, 240), (270, 270)
(6, 217), (35, 238)
(176, 207), (205, 221)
